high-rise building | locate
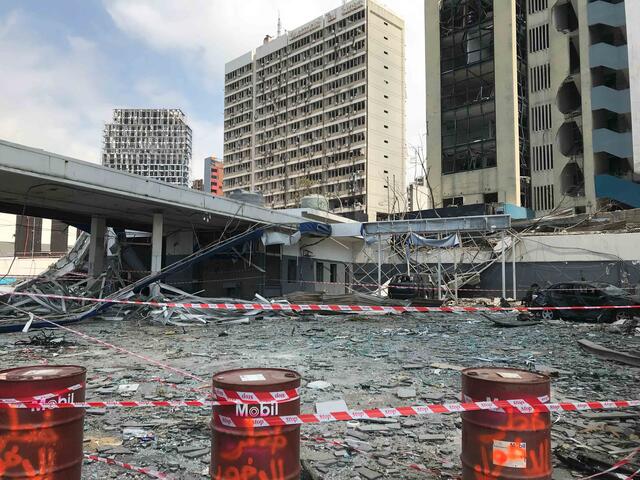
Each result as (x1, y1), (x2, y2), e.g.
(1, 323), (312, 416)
(204, 156), (224, 196)
(425, 0), (640, 216)
(223, 0), (406, 220)
(102, 109), (192, 186)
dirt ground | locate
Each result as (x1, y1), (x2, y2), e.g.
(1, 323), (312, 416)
(1, 311), (638, 479)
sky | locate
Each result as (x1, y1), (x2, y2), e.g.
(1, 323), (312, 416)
(0, 0), (425, 182)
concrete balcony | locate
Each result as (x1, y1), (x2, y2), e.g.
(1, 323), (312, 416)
(590, 43), (628, 70)
(592, 128), (633, 158)
(588, 1), (626, 28)
(591, 85), (631, 114)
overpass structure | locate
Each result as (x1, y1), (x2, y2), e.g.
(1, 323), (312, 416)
(0, 139), (304, 276)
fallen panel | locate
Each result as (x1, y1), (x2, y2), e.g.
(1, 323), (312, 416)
(578, 339), (640, 367)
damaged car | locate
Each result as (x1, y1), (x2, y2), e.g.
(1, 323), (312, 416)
(530, 281), (640, 322)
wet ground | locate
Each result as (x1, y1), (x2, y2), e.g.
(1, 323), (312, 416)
(0, 311), (638, 479)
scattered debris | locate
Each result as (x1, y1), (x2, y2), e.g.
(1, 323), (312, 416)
(316, 399), (349, 415)
(578, 339), (640, 367)
(307, 380), (333, 391)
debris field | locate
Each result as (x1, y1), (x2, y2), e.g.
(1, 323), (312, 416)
(1, 309), (638, 479)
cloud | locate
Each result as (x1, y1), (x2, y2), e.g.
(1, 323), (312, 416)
(105, 0), (426, 174)
(0, 11), (114, 162)
(0, 8), (223, 182)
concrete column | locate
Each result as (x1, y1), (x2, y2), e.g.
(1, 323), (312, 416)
(88, 216), (106, 278)
(50, 220), (69, 254)
(151, 213), (163, 273)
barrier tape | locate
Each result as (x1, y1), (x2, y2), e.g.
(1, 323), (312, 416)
(0, 382), (84, 407)
(213, 386), (300, 403)
(84, 453), (172, 480)
(219, 399), (640, 428)
(5, 290), (640, 313)
(3, 397), (636, 416)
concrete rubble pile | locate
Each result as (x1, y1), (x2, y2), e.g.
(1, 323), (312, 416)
(2, 306), (638, 479)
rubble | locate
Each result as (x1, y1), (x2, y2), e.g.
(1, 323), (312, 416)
(1, 306), (637, 479)
(578, 339), (640, 367)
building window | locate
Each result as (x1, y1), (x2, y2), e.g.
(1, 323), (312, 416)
(532, 144), (554, 170)
(316, 262), (324, 283)
(329, 264), (337, 283)
(534, 184), (555, 211)
(443, 196), (463, 207)
(531, 104), (552, 131)
(483, 192), (498, 203)
(528, 0), (548, 14)
(528, 24), (549, 53)
(530, 63), (551, 92)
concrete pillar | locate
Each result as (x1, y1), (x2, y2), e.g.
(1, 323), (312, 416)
(151, 213), (163, 273)
(50, 220), (69, 254)
(14, 216), (42, 256)
(88, 216), (106, 278)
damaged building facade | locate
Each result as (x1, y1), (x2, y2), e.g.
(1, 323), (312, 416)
(426, 0), (640, 217)
(223, 0), (406, 221)
(102, 109), (192, 186)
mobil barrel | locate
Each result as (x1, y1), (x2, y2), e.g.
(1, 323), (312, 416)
(0, 365), (86, 479)
(211, 368), (300, 480)
(461, 367), (551, 480)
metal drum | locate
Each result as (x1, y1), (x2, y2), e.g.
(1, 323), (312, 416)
(211, 368), (300, 480)
(0, 365), (86, 479)
(461, 367), (551, 480)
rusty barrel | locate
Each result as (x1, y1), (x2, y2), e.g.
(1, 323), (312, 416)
(211, 368), (300, 480)
(0, 365), (86, 479)
(461, 367), (551, 480)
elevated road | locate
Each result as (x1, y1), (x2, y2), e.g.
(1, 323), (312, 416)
(0, 139), (302, 231)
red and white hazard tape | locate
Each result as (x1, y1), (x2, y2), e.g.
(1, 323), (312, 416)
(84, 453), (172, 480)
(6, 289), (640, 313)
(7, 396), (634, 418)
(0, 382), (84, 407)
(218, 399), (640, 428)
(213, 386), (300, 403)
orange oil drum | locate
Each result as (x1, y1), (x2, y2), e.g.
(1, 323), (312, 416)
(461, 367), (551, 480)
(0, 365), (86, 479)
(211, 368), (301, 480)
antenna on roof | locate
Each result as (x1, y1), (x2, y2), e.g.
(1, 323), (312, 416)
(277, 10), (282, 37)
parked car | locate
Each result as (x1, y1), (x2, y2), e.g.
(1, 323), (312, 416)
(530, 281), (640, 322)
(388, 274), (435, 301)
